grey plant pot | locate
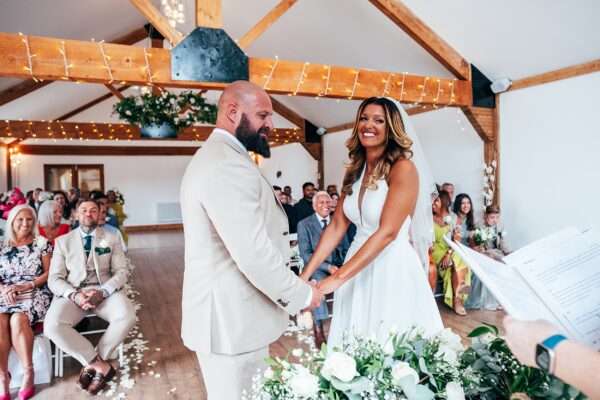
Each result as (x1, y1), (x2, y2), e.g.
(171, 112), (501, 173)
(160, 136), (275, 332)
(140, 123), (177, 139)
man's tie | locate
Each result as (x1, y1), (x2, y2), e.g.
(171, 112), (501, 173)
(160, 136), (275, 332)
(321, 219), (328, 230)
(84, 235), (92, 258)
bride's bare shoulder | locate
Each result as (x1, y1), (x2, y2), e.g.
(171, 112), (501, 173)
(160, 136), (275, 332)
(389, 158), (418, 181)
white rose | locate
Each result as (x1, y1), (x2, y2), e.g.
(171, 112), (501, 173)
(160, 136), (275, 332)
(263, 368), (274, 380)
(437, 328), (463, 352)
(473, 332), (495, 345)
(446, 381), (466, 400)
(391, 361), (419, 386)
(437, 346), (458, 366)
(321, 352), (358, 383)
(292, 348), (304, 358)
(288, 366), (319, 398)
(125, 110), (132, 116)
(169, 98), (176, 105)
(190, 98), (196, 104)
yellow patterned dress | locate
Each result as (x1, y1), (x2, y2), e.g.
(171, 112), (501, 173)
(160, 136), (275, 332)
(110, 202), (128, 244)
(431, 222), (471, 308)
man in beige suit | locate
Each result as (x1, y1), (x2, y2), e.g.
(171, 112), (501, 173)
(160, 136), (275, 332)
(44, 199), (135, 394)
(180, 81), (322, 398)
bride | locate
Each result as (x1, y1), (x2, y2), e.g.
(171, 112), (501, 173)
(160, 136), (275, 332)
(300, 97), (443, 346)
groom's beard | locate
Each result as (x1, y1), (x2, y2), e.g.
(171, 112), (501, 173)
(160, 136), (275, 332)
(235, 114), (271, 158)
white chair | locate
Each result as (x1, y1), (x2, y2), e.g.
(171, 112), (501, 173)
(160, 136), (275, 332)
(53, 314), (124, 378)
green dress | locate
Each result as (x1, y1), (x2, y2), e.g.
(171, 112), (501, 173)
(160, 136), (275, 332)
(432, 221), (471, 308)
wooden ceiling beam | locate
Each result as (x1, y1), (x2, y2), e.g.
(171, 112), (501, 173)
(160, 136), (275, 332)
(368, 0), (471, 80)
(327, 121), (354, 133)
(237, 0), (298, 50)
(509, 58), (600, 92)
(0, 120), (304, 145)
(461, 106), (495, 143)
(0, 33), (471, 106)
(17, 144), (200, 156)
(0, 27), (148, 107)
(57, 85), (130, 121)
(196, 0), (222, 28)
(270, 96), (305, 128)
(129, 0), (184, 45)
(104, 83), (126, 100)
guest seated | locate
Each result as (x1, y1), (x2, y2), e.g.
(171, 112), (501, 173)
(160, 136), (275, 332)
(97, 204), (127, 253)
(0, 205), (52, 400)
(452, 193), (476, 246)
(106, 190), (127, 243)
(297, 191), (349, 348)
(89, 192), (118, 228)
(278, 192), (297, 234)
(292, 182), (316, 226)
(38, 200), (70, 246)
(52, 191), (70, 224)
(44, 200), (135, 395)
(473, 205), (509, 260)
(283, 185), (295, 205)
(431, 191), (471, 316)
(326, 185), (338, 197)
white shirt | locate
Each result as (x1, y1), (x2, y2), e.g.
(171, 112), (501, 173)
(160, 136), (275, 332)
(315, 213), (330, 229)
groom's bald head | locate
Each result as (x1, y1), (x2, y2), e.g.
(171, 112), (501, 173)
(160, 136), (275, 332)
(216, 81), (274, 157)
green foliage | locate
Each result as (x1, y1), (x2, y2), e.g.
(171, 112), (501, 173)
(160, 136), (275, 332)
(112, 90), (217, 131)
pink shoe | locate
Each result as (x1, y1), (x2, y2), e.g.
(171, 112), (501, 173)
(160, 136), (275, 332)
(18, 366), (35, 400)
(18, 386), (35, 400)
(0, 371), (10, 400)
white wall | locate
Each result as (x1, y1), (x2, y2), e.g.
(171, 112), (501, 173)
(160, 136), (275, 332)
(11, 142), (317, 226)
(260, 143), (318, 199)
(16, 154), (192, 226)
(500, 72), (600, 248)
(323, 108), (484, 213)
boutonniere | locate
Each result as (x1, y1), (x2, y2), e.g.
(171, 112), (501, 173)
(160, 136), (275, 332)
(95, 239), (111, 255)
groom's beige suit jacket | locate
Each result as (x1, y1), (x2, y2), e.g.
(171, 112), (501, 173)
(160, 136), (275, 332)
(180, 129), (311, 355)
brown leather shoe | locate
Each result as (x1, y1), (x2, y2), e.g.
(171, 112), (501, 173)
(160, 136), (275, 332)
(78, 367), (96, 390)
(87, 365), (116, 395)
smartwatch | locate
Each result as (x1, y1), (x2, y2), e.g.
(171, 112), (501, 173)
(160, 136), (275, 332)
(535, 334), (567, 374)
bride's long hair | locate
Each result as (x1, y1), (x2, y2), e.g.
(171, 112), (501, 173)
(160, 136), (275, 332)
(342, 97), (413, 195)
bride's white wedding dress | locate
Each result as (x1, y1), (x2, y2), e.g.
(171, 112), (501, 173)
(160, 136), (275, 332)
(328, 166), (444, 346)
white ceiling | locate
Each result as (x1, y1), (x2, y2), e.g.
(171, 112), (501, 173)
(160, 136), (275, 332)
(1, 0), (599, 128)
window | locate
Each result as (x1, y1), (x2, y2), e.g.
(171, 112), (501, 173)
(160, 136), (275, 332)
(44, 164), (104, 195)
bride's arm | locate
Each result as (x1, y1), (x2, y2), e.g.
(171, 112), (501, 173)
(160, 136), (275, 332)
(318, 160), (418, 294)
(299, 194), (351, 281)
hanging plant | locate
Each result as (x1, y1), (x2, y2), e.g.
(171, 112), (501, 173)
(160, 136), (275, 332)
(112, 89), (218, 134)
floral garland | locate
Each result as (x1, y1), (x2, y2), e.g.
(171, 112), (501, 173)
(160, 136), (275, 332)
(482, 160), (497, 208)
(245, 324), (583, 400)
(113, 89), (217, 131)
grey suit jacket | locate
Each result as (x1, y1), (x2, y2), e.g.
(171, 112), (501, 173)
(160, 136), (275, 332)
(297, 214), (350, 280)
(180, 130), (311, 355)
(48, 227), (129, 298)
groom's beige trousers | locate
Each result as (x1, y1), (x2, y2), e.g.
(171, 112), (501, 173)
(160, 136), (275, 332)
(197, 347), (268, 399)
(44, 291), (136, 366)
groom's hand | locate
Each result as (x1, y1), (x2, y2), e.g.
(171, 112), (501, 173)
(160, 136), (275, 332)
(305, 281), (324, 311)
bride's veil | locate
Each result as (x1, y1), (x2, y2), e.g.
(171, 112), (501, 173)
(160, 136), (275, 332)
(387, 98), (436, 273)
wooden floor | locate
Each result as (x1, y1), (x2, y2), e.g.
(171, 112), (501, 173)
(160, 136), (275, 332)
(26, 230), (504, 399)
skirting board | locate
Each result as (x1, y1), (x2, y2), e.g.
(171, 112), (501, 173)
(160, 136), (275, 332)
(123, 223), (183, 233)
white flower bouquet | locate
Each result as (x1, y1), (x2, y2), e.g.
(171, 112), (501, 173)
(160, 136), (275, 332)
(246, 324), (584, 400)
(244, 327), (469, 400)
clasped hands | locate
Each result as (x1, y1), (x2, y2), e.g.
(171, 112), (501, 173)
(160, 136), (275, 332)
(302, 271), (343, 312)
(0, 282), (34, 305)
(70, 289), (105, 310)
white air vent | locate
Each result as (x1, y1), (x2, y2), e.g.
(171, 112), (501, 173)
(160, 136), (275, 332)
(156, 202), (182, 223)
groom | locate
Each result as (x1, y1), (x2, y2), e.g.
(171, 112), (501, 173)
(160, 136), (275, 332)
(180, 81), (322, 399)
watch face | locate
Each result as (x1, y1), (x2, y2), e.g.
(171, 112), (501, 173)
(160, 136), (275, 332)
(535, 344), (550, 370)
